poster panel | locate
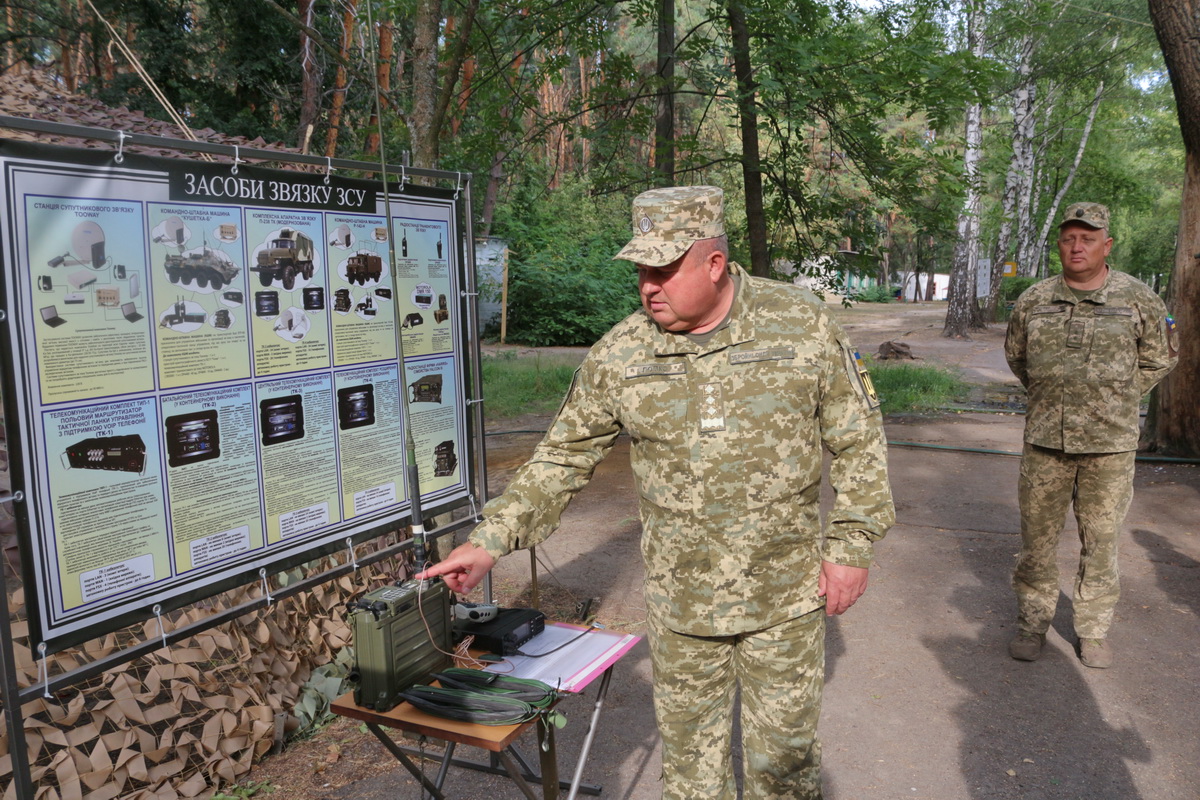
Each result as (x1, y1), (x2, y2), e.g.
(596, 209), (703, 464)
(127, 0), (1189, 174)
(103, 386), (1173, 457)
(0, 141), (473, 652)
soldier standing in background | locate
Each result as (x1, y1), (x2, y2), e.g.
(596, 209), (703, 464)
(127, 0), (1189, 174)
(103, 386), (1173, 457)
(420, 186), (894, 798)
(1005, 202), (1178, 669)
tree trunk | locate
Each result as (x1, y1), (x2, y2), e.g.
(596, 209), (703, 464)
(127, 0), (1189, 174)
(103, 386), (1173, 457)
(364, 21), (395, 157)
(296, 0), (320, 153)
(944, 0), (983, 338)
(726, 0), (769, 277)
(655, 0), (675, 185)
(1033, 78), (1104, 262)
(1146, 0), (1200, 456)
(324, 0), (358, 159)
(410, 0), (443, 170)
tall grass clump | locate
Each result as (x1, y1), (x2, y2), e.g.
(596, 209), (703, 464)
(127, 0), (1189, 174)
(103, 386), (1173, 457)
(869, 361), (969, 415)
(481, 352), (580, 419)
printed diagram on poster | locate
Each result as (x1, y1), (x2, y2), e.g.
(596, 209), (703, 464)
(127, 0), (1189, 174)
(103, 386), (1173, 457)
(0, 143), (473, 652)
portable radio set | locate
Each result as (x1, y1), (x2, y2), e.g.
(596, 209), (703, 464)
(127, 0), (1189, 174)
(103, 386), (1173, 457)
(347, 577), (547, 713)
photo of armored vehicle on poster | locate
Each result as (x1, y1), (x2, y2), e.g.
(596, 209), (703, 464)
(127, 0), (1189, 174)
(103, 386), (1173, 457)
(251, 228), (316, 290)
(163, 245), (241, 290)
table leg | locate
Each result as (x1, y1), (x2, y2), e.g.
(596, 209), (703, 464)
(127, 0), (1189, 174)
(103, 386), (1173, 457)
(567, 666), (613, 800)
(497, 748), (542, 800)
(365, 722), (447, 800)
(537, 714), (559, 799)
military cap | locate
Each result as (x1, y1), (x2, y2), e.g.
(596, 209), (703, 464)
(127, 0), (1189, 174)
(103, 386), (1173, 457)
(1059, 202), (1109, 231)
(613, 185), (725, 267)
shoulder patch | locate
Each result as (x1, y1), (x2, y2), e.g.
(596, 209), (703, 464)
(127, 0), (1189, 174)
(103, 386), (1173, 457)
(1167, 314), (1179, 359)
(842, 346), (881, 410)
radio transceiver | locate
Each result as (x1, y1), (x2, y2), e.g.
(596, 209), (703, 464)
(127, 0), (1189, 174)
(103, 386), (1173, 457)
(65, 434), (146, 473)
(348, 579), (453, 712)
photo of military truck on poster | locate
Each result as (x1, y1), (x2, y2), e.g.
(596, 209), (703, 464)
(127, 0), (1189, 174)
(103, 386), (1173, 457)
(0, 141), (473, 653)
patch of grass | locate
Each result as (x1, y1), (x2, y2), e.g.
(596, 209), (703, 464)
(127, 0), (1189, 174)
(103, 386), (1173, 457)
(481, 350), (968, 420)
(868, 361), (969, 415)
(481, 352), (580, 420)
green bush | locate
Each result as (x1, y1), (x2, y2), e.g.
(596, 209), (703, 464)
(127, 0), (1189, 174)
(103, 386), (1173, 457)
(850, 284), (894, 303)
(488, 177), (640, 346)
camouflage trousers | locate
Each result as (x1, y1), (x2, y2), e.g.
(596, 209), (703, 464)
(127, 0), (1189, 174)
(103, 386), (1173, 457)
(647, 606), (825, 799)
(1014, 443), (1135, 639)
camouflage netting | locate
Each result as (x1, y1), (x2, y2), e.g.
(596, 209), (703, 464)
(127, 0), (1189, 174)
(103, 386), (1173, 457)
(0, 484), (415, 799)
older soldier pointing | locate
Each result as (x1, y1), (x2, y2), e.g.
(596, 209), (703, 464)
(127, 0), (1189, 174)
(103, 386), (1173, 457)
(420, 186), (894, 798)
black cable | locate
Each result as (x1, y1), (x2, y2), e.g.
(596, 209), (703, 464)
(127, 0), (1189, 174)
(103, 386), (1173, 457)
(513, 625), (596, 658)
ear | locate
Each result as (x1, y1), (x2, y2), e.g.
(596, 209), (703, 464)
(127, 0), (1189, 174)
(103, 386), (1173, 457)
(707, 248), (727, 283)
(1103, 236), (1114, 257)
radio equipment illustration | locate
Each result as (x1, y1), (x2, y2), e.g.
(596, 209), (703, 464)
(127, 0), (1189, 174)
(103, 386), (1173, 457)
(401, 312), (423, 329)
(337, 384), (375, 429)
(254, 291), (280, 317)
(433, 294), (449, 324)
(333, 288), (352, 313)
(410, 374), (443, 404)
(65, 434), (146, 474)
(434, 441), (457, 477)
(259, 395), (304, 445)
(348, 579), (453, 712)
(302, 286), (325, 311)
(165, 410), (220, 467)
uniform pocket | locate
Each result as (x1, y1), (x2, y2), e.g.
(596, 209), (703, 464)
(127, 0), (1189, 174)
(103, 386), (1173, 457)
(1089, 308), (1137, 382)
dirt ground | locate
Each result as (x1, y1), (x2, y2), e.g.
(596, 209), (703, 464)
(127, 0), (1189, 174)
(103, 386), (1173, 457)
(239, 302), (1200, 800)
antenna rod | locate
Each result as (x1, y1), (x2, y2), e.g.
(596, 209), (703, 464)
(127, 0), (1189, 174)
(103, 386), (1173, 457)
(364, 0), (428, 575)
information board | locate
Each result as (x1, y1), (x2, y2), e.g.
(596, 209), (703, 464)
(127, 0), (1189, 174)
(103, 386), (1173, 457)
(0, 141), (474, 653)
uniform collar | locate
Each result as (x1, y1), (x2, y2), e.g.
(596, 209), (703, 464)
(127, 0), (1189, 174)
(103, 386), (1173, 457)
(650, 261), (756, 356)
(1051, 266), (1112, 304)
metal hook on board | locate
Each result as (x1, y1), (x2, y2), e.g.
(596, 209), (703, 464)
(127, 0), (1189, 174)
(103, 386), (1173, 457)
(345, 537), (359, 571)
(114, 131), (128, 164)
(259, 567), (274, 605)
(324, 156), (334, 185)
(37, 643), (51, 698)
(398, 164), (407, 192)
(152, 603), (168, 649)
(453, 171), (462, 199)
(231, 146), (242, 175)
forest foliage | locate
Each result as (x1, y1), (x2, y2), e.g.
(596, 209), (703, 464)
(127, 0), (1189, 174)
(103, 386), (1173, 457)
(0, 0), (1184, 326)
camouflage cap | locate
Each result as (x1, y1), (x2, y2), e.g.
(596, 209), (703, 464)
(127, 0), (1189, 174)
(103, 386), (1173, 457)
(613, 186), (725, 267)
(1059, 202), (1109, 231)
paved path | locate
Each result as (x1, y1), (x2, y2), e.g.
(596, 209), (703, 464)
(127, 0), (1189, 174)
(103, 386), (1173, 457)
(334, 409), (1199, 799)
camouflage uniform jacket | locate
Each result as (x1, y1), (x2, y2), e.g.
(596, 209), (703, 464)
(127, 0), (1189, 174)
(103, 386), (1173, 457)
(1005, 269), (1176, 454)
(469, 263), (894, 637)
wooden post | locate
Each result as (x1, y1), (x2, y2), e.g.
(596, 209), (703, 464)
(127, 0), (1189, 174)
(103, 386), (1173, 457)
(499, 245), (510, 344)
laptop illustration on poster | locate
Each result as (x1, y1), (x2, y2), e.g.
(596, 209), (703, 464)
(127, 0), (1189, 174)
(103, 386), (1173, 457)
(40, 305), (67, 328)
(121, 302), (144, 323)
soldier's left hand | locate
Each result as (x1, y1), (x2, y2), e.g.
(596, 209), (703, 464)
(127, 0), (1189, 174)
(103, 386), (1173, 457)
(818, 561), (869, 616)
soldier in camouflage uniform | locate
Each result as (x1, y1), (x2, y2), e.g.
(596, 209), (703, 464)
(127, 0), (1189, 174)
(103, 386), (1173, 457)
(1005, 202), (1177, 669)
(421, 186), (894, 798)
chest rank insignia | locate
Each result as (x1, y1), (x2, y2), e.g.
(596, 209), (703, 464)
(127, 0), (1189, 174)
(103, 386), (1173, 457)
(698, 382), (726, 433)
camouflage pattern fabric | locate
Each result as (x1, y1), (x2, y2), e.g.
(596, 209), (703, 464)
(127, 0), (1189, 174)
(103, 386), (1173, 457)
(1005, 270), (1176, 454)
(468, 261), (894, 636)
(1014, 444), (1135, 638)
(612, 185), (727, 267)
(647, 605), (825, 799)
(1058, 201), (1110, 230)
